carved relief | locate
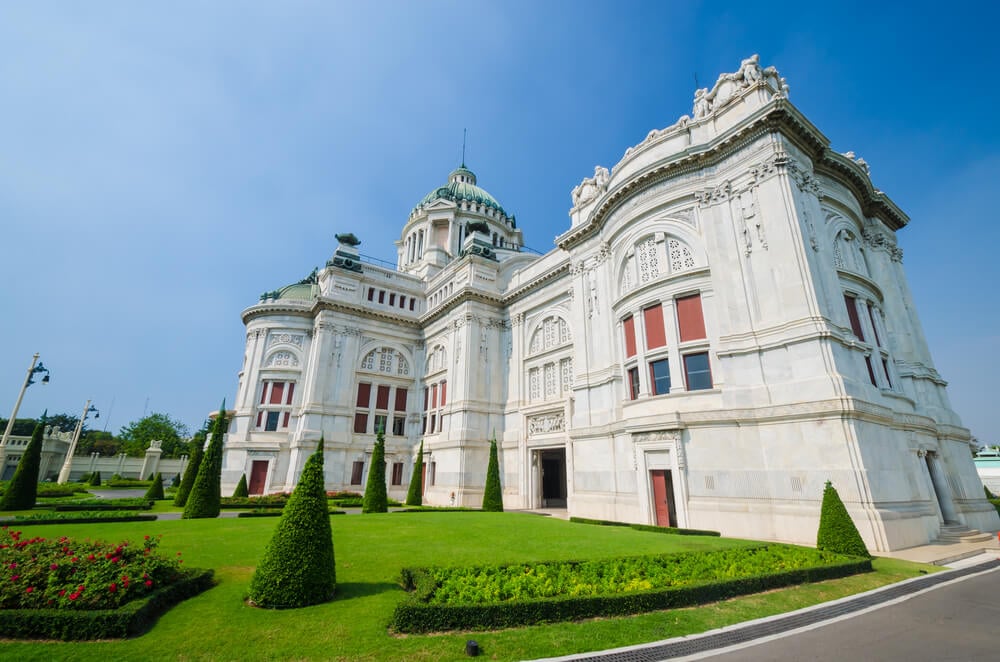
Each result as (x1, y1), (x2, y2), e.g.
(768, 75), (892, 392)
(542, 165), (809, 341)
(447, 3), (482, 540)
(265, 350), (299, 368)
(528, 411), (566, 436)
(632, 430), (681, 444)
(691, 54), (786, 120)
(270, 332), (304, 347)
(571, 165), (610, 210)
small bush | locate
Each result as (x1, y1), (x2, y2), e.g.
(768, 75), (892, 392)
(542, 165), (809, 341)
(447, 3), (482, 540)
(143, 474), (165, 501)
(481, 436), (503, 512)
(816, 480), (871, 558)
(248, 439), (336, 608)
(88, 472), (102, 487)
(233, 474), (249, 498)
(37, 483), (89, 498)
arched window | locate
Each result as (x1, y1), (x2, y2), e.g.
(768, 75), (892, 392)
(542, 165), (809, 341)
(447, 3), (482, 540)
(265, 350), (299, 368)
(528, 316), (572, 355)
(360, 347), (410, 376)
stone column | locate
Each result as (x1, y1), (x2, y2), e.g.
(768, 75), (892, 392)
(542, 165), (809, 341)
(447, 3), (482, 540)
(140, 440), (163, 480)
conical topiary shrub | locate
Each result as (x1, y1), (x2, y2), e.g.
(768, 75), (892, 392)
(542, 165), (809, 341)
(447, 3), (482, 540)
(362, 427), (388, 513)
(248, 438), (335, 608)
(0, 415), (46, 511)
(144, 472), (165, 500)
(89, 470), (102, 487)
(233, 473), (249, 498)
(183, 402), (227, 519)
(816, 480), (870, 558)
(482, 435), (503, 512)
(174, 443), (203, 507)
(171, 473), (181, 488)
(405, 440), (424, 507)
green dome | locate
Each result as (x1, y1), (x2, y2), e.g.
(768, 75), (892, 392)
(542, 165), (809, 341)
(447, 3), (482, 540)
(413, 166), (507, 216)
(259, 282), (317, 303)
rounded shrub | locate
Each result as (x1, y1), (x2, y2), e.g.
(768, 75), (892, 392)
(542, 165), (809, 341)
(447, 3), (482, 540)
(405, 440), (424, 507)
(482, 436), (503, 512)
(0, 417), (45, 510)
(362, 429), (388, 513)
(248, 438), (335, 608)
(233, 473), (249, 498)
(816, 480), (870, 558)
(144, 472), (165, 500)
(89, 471), (102, 487)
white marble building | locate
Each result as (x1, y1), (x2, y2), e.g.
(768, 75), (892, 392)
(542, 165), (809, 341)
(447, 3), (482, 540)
(221, 56), (998, 551)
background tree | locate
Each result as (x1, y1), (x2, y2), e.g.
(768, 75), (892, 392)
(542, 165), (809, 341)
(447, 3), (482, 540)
(362, 427), (388, 513)
(173, 442), (204, 507)
(119, 412), (191, 458)
(482, 435), (503, 512)
(0, 414), (46, 510)
(248, 438), (335, 608)
(405, 440), (424, 507)
(182, 404), (227, 519)
(816, 480), (870, 558)
(233, 474), (249, 498)
(0, 417), (42, 436)
(41, 412), (82, 435)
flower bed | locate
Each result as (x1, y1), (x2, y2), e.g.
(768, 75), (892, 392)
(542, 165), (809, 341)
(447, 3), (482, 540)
(393, 545), (872, 632)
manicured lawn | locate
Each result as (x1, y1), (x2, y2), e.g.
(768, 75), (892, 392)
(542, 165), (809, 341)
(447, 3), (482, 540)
(0, 513), (934, 661)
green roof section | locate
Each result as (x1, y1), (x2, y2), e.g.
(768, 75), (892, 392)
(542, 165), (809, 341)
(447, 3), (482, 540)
(412, 166), (508, 217)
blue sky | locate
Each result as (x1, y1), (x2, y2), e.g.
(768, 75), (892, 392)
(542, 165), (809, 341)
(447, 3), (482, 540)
(1, 2), (997, 443)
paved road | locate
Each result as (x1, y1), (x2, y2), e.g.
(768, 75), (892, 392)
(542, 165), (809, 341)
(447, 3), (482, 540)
(703, 567), (1000, 662)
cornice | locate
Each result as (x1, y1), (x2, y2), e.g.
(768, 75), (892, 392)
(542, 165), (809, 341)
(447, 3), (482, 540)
(241, 301), (313, 325)
(503, 262), (571, 305)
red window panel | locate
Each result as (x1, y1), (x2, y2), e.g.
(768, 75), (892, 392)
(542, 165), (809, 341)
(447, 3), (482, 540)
(864, 356), (878, 386)
(440, 381), (447, 406)
(391, 462), (404, 485)
(378, 290), (385, 304)
(353, 413), (368, 434)
(282, 412), (290, 428)
(623, 316), (637, 358)
(409, 298), (415, 311)
(356, 382), (371, 408)
(367, 287), (374, 302)
(285, 382), (294, 405)
(376, 385), (390, 409)
(628, 366), (640, 400)
(431, 384), (438, 408)
(259, 383), (267, 405)
(867, 303), (882, 347)
(389, 293), (396, 306)
(394, 387), (408, 411)
(350, 461), (363, 485)
(256, 411), (263, 428)
(269, 382), (285, 405)
(845, 294), (865, 341)
(400, 295), (407, 309)
(677, 294), (707, 342)
(643, 304), (667, 349)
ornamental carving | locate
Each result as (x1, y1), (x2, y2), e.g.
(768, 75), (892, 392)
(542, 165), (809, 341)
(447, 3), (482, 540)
(528, 412), (566, 436)
(695, 181), (730, 207)
(632, 430), (681, 444)
(571, 165), (610, 210)
(692, 54), (788, 120)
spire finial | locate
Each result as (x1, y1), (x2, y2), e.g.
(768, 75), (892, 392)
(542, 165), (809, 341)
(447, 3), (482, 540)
(461, 128), (467, 167)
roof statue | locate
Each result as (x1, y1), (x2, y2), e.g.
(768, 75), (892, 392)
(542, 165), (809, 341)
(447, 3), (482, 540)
(335, 233), (361, 247)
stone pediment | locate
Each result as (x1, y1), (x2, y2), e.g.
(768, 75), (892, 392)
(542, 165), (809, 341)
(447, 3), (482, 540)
(420, 198), (457, 212)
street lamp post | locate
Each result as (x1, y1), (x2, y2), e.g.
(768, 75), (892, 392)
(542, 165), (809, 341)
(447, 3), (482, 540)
(58, 400), (99, 484)
(0, 353), (50, 472)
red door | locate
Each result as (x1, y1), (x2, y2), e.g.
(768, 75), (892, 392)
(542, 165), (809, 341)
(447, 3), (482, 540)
(248, 460), (268, 495)
(650, 470), (670, 526)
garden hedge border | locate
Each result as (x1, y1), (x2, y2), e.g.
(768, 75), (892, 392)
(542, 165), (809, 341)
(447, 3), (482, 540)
(1, 514), (158, 526)
(392, 557), (872, 633)
(395, 507), (479, 513)
(0, 568), (215, 640)
(53, 503), (153, 512)
(236, 509), (346, 518)
(569, 516), (720, 537)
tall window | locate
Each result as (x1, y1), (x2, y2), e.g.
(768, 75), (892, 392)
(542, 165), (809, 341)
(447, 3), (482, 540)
(628, 366), (640, 400)
(256, 380), (295, 431)
(649, 358), (671, 395)
(644, 305), (666, 349)
(683, 352), (712, 390)
(391, 462), (404, 486)
(676, 294), (706, 342)
(844, 294), (865, 341)
(350, 461), (364, 485)
(356, 382), (407, 434)
(623, 316), (637, 358)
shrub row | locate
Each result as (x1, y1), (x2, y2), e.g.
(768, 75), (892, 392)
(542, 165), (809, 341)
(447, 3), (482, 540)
(396, 507), (479, 513)
(5, 513), (158, 526)
(393, 554), (871, 632)
(0, 568), (214, 640)
(53, 503), (153, 512)
(219, 496), (288, 509)
(569, 517), (720, 537)
(105, 479), (154, 489)
(236, 509), (346, 518)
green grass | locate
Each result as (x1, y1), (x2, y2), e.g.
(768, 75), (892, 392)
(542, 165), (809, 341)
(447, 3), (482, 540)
(0, 513), (935, 661)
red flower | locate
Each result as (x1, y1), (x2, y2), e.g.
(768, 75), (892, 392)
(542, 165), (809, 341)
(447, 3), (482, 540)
(58, 590), (65, 597)
(111, 557), (120, 563)
(145, 580), (153, 588)
(71, 557), (78, 563)
(11, 575), (19, 582)
(87, 554), (95, 561)
(25, 586), (33, 594)
(68, 592), (79, 601)
(50, 563), (59, 571)
(109, 583), (118, 593)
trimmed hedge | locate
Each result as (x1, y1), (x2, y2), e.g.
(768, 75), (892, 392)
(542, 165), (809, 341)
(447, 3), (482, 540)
(144, 473), (165, 500)
(397, 507), (479, 513)
(817, 480), (871, 558)
(0, 568), (214, 640)
(393, 551), (871, 633)
(3, 513), (158, 526)
(53, 502), (153, 512)
(482, 437), (503, 512)
(219, 496), (288, 509)
(405, 440), (424, 506)
(362, 430), (388, 513)
(183, 405), (227, 519)
(238, 509), (346, 518)
(569, 517), (720, 537)
(105, 479), (154, 489)
(173, 443), (203, 507)
(233, 474), (249, 498)
(88, 472), (102, 487)
(0, 419), (44, 510)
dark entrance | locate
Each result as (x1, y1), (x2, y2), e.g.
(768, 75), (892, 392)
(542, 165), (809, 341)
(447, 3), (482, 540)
(539, 448), (567, 508)
(248, 460), (269, 495)
(650, 469), (677, 527)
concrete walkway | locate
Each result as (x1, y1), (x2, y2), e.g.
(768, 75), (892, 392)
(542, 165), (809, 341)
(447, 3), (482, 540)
(875, 535), (1000, 565)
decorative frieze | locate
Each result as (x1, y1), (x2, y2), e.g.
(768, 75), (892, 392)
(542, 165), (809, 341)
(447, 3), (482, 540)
(527, 412), (566, 436)
(632, 430), (681, 444)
